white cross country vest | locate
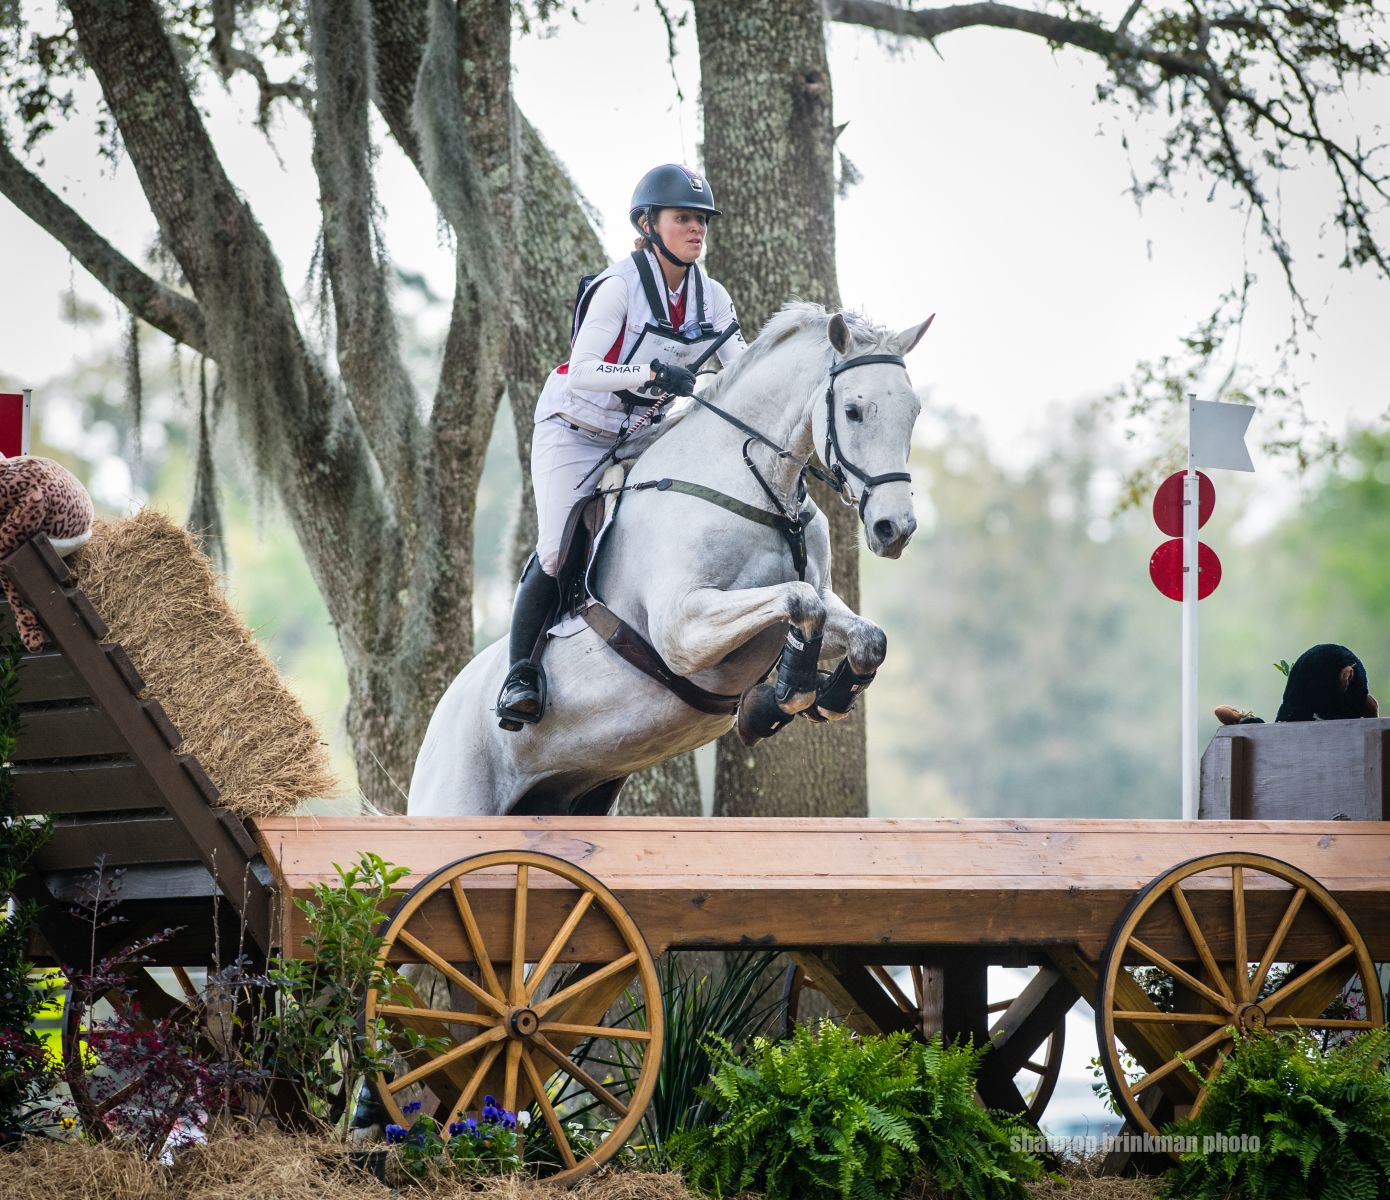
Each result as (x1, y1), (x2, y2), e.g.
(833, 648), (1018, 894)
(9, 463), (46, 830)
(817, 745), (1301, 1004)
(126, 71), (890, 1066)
(561, 250), (731, 422)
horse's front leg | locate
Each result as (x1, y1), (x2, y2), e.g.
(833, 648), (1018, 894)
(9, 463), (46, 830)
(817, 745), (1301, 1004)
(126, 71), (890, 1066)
(648, 580), (825, 712)
(815, 586), (887, 721)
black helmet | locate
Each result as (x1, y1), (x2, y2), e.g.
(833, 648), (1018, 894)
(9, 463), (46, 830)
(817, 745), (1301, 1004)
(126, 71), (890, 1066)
(628, 164), (721, 233)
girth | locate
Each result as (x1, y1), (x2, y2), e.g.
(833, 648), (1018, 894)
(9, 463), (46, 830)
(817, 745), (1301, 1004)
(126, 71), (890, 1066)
(582, 601), (741, 716)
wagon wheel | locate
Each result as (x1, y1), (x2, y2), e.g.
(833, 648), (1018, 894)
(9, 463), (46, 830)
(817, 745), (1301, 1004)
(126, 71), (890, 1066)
(781, 961), (1067, 1124)
(364, 850), (663, 1185)
(1097, 851), (1384, 1155)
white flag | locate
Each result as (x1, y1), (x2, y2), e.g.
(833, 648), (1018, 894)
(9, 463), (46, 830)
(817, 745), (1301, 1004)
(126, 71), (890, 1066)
(1190, 399), (1254, 472)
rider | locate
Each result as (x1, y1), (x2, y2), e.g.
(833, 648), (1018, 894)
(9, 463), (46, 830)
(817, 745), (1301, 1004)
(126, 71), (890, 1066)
(496, 163), (749, 730)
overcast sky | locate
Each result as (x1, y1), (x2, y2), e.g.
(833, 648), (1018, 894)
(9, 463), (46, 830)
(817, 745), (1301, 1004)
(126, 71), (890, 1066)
(1, 1), (1387, 480)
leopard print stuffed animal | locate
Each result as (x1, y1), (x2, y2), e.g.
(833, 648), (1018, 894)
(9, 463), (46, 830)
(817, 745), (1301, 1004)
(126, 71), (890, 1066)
(0, 456), (94, 651)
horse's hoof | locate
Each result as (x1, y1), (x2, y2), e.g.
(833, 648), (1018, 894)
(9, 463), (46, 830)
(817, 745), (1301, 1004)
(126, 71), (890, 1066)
(737, 684), (794, 745)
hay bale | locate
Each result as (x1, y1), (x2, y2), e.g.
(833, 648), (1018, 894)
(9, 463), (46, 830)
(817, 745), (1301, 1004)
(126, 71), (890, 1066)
(68, 509), (338, 818)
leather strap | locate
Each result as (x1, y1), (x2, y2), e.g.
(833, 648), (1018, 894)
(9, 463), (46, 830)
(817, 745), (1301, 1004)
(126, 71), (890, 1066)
(583, 601), (741, 716)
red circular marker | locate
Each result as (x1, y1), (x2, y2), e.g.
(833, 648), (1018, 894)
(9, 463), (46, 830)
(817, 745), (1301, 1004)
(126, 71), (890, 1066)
(1153, 471), (1214, 537)
(1149, 539), (1222, 601)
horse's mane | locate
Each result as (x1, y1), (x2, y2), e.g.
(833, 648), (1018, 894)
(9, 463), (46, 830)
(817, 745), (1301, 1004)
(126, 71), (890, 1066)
(617, 301), (895, 460)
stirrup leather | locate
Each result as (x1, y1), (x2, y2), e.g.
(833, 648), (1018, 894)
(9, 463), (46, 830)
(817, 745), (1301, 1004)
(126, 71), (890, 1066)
(497, 662), (548, 731)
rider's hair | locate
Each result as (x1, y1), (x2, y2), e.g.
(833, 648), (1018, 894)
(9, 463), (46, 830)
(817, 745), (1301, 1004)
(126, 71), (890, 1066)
(633, 207), (656, 251)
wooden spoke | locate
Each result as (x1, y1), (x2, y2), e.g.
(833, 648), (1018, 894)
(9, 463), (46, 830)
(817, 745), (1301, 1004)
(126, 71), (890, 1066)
(1023, 1059), (1049, 1073)
(1170, 883), (1235, 1005)
(395, 927), (508, 1015)
(1259, 944), (1356, 1015)
(986, 999), (1010, 1013)
(441, 1041), (504, 1134)
(1113, 1010), (1231, 1025)
(870, 964), (915, 1014)
(531, 1031), (630, 1117)
(1129, 939), (1233, 1013)
(1249, 888), (1307, 999)
(1187, 1047), (1230, 1121)
(510, 864), (529, 1003)
(1232, 866), (1249, 1004)
(1129, 1027), (1231, 1096)
(450, 877), (505, 1001)
(522, 1047), (578, 1171)
(540, 1021), (652, 1042)
(524, 892), (595, 1003)
(502, 1036), (522, 1114)
(171, 965), (197, 999)
(533, 952), (639, 1018)
(376, 1003), (497, 1028)
(911, 964), (924, 1011)
(1265, 1016), (1377, 1030)
(387, 1025), (507, 1093)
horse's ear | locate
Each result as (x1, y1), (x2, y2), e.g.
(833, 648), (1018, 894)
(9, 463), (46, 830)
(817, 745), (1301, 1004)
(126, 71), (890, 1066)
(828, 313), (853, 355)
(893, 314), (935, 357)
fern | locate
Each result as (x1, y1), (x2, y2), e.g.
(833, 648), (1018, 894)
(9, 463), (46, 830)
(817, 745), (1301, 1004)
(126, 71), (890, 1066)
(1163, 1027), (1390, 1200)
(668, 1022), (1040, 1200)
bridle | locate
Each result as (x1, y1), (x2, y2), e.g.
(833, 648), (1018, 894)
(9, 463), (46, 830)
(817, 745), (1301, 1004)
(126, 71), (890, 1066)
(823, 353), (911, 517)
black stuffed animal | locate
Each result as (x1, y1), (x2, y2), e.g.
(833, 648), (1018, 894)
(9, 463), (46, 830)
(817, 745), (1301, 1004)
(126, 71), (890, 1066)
(1215, 643), (1380, 726)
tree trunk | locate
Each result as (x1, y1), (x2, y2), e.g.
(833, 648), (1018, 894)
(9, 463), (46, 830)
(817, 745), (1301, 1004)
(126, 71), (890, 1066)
(694, 0), (869, 818)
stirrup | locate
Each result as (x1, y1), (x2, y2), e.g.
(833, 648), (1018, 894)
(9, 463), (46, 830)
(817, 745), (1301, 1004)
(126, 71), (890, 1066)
(497, 662), (547, 732)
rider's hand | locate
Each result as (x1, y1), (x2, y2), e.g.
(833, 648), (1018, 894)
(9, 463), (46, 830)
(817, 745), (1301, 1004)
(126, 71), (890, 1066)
(648, 359), (697, 397)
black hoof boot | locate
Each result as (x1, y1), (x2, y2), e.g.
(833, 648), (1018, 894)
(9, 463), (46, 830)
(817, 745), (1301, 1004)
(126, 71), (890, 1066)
(774, 627), (823, 713)
(815, 658), (876, 720)
(497, 662), (547, 731)
(736, 683), (796, 746)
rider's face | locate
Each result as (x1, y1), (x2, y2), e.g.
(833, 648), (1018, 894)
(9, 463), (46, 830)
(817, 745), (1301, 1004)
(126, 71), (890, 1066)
(651, 208), (709, 262)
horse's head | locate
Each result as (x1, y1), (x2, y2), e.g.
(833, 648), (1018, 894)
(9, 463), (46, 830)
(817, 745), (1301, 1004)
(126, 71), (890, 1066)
(813, 311), (932, 559)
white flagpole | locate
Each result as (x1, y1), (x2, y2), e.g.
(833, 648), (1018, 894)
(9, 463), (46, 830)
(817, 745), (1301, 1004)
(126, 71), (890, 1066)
(21, 388), (31, 455)
(1182, 394), (1199, 819)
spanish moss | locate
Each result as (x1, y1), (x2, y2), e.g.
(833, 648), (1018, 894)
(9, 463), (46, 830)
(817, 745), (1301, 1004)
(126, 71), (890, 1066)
(187, 354), (226, 573)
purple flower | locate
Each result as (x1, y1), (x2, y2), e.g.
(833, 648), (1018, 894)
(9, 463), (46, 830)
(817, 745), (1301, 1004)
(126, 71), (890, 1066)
(385, 1123), (406, 1144)
(402, 1099), (422, 1115)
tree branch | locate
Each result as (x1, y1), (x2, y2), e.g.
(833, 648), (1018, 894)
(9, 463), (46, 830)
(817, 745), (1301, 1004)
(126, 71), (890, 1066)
(211, 0), (313, 127)
(66, 0), (385, 635)
(367, 0), (427, 173)
(0, 136), (208, 353)
(308, 0), (422, 518)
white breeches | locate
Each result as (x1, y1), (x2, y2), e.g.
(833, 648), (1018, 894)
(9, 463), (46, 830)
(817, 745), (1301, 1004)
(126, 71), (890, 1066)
(532, 414), (619, 576)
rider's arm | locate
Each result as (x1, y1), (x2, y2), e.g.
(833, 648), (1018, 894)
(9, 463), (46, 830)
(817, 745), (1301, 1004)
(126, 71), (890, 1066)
(566, 277), (655, 393)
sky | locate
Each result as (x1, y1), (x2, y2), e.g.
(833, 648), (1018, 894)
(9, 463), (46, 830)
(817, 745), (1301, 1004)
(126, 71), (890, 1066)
(2, 0), (1388, 487)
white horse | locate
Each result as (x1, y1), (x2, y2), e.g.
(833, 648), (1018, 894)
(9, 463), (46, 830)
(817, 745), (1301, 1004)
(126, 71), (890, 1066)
(408, 302), (931, 816)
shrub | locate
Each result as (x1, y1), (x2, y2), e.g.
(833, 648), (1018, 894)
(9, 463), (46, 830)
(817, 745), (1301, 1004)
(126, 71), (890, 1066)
(669, 1021), (1040, 1200)
(1163, 1026), (1390, 1200)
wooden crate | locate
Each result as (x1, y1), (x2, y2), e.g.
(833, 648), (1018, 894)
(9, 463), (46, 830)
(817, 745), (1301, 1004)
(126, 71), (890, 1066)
(1200, 719), (1390, 821)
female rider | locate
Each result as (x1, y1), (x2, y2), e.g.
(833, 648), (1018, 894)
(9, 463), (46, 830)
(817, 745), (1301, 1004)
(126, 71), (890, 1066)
(496, 163), (748, 730)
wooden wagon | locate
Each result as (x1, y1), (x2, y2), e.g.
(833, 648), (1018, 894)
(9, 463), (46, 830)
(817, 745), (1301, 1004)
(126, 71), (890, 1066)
(9, 533), (1389, 1182)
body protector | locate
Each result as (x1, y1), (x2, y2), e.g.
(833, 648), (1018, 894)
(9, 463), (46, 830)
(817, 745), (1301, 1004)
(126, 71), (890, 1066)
(535, 249), (740, 435)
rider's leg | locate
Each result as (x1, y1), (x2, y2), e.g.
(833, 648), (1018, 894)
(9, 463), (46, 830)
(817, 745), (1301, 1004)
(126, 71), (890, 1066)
(496, 416), (614, 730)
(496, 553), (560, 728)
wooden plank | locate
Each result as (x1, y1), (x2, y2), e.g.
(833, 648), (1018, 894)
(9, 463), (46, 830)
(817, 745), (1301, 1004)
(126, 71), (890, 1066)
(2, 538), (272, 952)
(34, 812), (201, 872)
(12, 759), (163, 815)
(1201, 733), (1249, 820)
(105, 643), (146, 693)
(786, 951), (914, 1038)
(15, 651), (88, 703)
(141, 698), (183, 749)
(15, 704), (128, 760)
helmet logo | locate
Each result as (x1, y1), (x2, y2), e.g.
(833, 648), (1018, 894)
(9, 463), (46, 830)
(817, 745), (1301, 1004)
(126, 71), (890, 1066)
(682, 169), (706, 192)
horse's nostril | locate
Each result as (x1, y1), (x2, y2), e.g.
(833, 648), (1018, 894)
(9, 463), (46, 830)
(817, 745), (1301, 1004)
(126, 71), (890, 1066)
(873, 518), (896, 543)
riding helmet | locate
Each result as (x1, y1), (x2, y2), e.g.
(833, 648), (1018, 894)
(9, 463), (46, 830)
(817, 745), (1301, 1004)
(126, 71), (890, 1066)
(628, 164), (721, 232)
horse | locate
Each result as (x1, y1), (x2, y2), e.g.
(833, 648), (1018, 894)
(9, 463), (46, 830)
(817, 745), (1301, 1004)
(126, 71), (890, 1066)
(407, 302), (931, 817)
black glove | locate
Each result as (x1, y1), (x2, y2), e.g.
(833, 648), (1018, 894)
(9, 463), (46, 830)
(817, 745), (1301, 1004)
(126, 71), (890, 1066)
(648, 359), (697, 397)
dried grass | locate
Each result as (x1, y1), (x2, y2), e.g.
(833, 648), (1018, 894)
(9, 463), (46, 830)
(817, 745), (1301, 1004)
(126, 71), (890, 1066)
(3, 1133), (1169, 1200)
(68, 509), (338, 817)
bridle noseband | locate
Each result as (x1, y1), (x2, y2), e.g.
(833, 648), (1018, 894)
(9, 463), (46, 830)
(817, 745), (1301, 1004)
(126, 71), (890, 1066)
(824, 353), (911, 518)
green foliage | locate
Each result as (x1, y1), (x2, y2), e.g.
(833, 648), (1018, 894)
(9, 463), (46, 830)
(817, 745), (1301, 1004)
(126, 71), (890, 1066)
(0, 628), (56, 1144)
(669, 1023), (1039, 1200)
(1274, 659), (1291, 678)
(1163, 1028), (1390, 1200)
(262, 852), (422, 1136)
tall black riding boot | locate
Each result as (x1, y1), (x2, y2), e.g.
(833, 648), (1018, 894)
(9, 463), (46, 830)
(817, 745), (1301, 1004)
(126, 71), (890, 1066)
(496, 554), (559, 731)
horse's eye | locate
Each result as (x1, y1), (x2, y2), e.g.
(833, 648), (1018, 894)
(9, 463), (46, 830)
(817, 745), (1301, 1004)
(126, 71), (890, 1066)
(845, 403), (863, 423)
